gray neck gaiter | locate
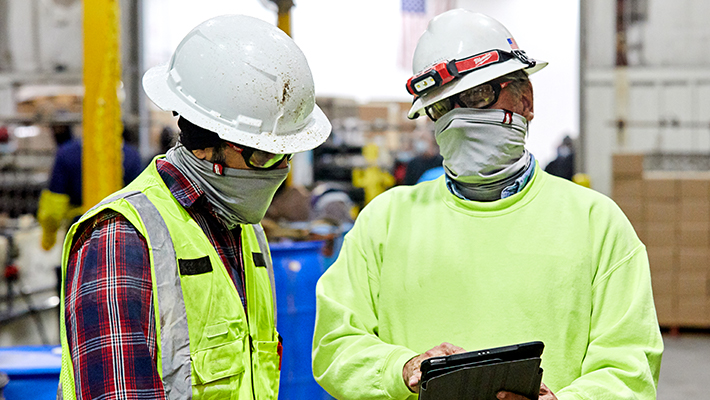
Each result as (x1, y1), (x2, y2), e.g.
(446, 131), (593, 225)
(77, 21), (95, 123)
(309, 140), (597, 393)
(165, 146), (289, 228)
(434, 108), (531, 201)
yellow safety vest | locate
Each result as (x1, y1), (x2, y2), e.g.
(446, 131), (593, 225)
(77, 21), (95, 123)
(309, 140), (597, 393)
(58, 159), (281, 400)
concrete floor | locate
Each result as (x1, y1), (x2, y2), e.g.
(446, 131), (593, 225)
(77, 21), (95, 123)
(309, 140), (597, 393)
(658, 332), (710, 399)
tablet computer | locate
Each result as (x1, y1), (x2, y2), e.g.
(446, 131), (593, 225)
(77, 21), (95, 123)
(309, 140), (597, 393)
(419, 341), (544, 400)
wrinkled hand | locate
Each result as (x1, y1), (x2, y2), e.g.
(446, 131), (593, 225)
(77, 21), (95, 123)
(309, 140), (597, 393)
(402, 342), (466, 393)
(497, 382), (557, 400)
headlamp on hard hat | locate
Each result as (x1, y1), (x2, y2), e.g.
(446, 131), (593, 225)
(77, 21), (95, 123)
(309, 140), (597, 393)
(407, 62), (457, 96)
(406, 49), (536, 97)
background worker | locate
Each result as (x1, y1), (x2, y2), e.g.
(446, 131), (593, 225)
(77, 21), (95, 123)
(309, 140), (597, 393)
(544, 135), (575, 181)
(402, 128), (443, 185)
(58, 15), (330, 399)
(312, 9), (662, 400)
(37, 123), (143, 251)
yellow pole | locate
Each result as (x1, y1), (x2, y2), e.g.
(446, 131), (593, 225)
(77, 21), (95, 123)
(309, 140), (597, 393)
(83, 0), (123, 210)
(276, 0), (292, 36)
(276, 0), (293, 186)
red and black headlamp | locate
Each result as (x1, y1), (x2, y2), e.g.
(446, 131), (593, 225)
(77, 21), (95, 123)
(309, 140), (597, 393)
(406, 49), (536, 97)
(405, 62), (457, 97)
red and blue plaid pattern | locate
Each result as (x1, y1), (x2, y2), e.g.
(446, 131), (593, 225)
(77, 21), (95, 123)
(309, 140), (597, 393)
(64, 158), (247, 399)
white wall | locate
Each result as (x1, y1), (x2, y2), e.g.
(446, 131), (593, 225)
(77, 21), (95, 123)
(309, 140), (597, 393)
(585, 0), (710, 69)
(6, 0), (82, 73)
(144, 0), (579, 167)
(643, 0), (710, 67)
(583, 0), (710, 195)
(585, 0), (616, 68)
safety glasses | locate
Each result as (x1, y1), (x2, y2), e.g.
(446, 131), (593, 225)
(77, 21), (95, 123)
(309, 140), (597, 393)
(225, 142), (292, 170)
(406, 49), (535, 97)
(424, 80), (511, 121)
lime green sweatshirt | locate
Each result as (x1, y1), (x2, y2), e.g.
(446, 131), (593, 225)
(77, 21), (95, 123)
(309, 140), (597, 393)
(313, 166), (662, 400)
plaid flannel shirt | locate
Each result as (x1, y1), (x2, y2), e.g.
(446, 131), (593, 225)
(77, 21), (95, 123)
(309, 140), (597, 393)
(64, 159), (247, 399)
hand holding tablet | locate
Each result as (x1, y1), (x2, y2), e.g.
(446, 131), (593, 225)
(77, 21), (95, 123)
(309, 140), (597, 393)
(409, 341), (547, 400)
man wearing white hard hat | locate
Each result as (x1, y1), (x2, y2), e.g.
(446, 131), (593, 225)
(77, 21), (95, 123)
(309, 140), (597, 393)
(58, 15), (330, 399)
(313, 9), (661, 400)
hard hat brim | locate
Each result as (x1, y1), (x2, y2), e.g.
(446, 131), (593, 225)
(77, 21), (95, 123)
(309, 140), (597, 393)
(407, 59), (548, 119)
(143, 63), (332, 154)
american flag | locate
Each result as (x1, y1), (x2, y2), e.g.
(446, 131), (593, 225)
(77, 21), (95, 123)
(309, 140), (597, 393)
(507, 37), (519, 50)
(398, 0), (455, 71)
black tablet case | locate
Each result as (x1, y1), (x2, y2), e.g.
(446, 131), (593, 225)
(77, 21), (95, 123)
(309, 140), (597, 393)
(419, 357), (543, 400)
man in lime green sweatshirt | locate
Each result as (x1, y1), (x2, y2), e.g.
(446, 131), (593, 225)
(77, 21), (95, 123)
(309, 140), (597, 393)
(312, 9), (662, 400)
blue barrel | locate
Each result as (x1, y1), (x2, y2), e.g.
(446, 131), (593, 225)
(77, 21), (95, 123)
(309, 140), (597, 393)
(271, 240), (333, 400)
(0, 345), (61, 400)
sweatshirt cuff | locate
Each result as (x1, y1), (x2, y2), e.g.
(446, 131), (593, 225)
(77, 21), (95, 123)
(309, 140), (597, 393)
(382, 347), (419, 400)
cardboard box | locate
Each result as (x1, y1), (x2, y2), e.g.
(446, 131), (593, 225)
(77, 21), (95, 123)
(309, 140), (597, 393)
(612, 154), (644, 179)
(644, 201), (678, 223)
(645, 222), (676, 248)
(358, 104), (390, 123)
(316, 97), (359, 120)
(612, 179), (644, 199)
(396, 102), (418, 130)
(653, 294), (677, 327)
(678, 222), (710, 248)
(643, 178), (678, 201)
(680, 177), (710, 200)
(680, 200), (710, 223)
(679, 247), (710, 272)
(651, 270), (675, 296)
(647, 246), (676, 273)
(615, 196), (644, 225)
(676, 297), (710, 327)
(677, 270), (709, 297)
(634, 223), (647, 244)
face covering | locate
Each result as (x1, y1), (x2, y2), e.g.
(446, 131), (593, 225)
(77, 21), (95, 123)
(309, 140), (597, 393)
(166, 146), (289, 228)
(434, 107), (531, 183)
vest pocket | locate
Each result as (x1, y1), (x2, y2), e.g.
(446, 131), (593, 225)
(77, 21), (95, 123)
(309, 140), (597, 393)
(191, 337), (246, 385)
(252, 339), (281, 400)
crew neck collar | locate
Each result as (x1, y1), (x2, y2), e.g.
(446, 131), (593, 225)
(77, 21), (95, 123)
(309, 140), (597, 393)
(439, 162), (545, 216)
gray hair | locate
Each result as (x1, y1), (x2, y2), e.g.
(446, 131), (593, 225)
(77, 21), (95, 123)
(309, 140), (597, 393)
(498, 70), (530, 99)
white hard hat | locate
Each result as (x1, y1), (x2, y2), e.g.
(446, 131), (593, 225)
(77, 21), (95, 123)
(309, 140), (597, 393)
(407, 9), (547, 119)
(142, 14), (331, 154)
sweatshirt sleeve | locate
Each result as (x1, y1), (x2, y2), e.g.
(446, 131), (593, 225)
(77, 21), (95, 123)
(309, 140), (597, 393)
(312, 205), (418, 400)
(556, 244), (663, 400)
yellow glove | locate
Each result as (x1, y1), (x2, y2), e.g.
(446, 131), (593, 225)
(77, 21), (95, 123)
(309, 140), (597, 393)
(41, 229), (57, 251)
(37, 190), (71, 250)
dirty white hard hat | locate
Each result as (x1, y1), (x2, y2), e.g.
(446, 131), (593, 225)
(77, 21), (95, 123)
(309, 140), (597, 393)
(143, 14), (331, 154)
(407, 9), (547, 119)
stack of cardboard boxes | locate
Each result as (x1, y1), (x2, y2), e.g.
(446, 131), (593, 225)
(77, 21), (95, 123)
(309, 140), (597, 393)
(676, 174), (710, 327)
(612, 154), (710, 328)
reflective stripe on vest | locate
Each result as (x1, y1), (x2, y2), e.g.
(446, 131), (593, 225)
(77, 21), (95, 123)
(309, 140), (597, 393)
(87, 190), (193, 399)
(122, 192), (192, 399)
(252, 223), (277, 329)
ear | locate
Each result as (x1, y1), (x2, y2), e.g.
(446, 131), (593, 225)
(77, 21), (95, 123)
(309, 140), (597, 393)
(192, 148), (213, 161)
(520, 80), (534, 121)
